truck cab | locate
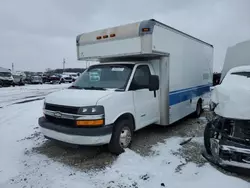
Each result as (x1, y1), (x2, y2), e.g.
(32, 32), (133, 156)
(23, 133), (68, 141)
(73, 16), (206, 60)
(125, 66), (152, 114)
(40, 62), (159, 154)
(39, 19), (213, 154)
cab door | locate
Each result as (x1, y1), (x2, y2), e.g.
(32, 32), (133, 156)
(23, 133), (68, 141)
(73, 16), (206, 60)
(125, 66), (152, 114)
(129, 64), (159, 129)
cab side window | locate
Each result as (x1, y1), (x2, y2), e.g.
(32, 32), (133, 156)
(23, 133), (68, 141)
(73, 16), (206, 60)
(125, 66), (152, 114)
(129, 65), (151, 90)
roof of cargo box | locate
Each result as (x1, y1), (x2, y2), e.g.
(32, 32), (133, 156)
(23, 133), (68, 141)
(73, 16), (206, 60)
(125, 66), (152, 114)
(76, 19), (213, 48)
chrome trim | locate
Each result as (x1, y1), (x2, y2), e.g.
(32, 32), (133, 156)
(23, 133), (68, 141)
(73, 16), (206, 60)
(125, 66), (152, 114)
(44, 109), (81, 120)
(209, 138), (250, 169)
(43, 109), (104, 120)
(220, 160), (250, 169)
(242, 159), (250, 164)
(76, 114), (104, 120)
(220, 145), (250, 155)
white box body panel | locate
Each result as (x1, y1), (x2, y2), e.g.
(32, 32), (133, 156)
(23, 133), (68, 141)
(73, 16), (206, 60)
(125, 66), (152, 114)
(78, 37), (142, 59)
(151, 25), (213, 124)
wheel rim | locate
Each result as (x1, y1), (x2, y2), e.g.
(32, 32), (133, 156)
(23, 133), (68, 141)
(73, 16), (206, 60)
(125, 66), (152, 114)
(119, 126), (132, 148)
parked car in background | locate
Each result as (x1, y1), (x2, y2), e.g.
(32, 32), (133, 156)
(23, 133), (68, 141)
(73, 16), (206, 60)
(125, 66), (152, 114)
(62, 72), (80, 82)
(30, 76), (43, 84)
(0, 67), (15, 87)
(42, 75), (50, 83)
(60, 74), (73, 83)
(12, 71), (26, 86)
(49, 75), (61, 84)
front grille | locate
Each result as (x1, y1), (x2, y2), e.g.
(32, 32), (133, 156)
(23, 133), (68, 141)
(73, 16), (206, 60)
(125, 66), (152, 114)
(45, 115), (76, 127)
(45, 103), (79, 114)
(232, 120), (250, 140)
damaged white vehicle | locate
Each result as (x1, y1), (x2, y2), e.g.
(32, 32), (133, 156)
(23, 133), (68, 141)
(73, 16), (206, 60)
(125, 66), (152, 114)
(204, 65), (250, 170)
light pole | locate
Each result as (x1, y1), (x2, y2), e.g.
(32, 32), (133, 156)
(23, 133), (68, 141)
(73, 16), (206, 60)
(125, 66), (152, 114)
(63, 58), (66, 73)
(12, 63), (14, 72)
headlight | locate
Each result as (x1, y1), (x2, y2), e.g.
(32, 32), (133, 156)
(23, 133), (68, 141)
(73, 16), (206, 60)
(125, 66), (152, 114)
(78, 105), (104, 115)
(77, 105), (105, 127)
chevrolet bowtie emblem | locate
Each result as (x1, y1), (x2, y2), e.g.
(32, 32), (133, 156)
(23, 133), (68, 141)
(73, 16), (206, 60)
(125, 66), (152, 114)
(54, 111), (62, 118)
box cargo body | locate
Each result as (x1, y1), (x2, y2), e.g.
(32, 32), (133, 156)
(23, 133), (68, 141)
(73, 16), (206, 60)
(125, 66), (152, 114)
(39, 19), (213, 154)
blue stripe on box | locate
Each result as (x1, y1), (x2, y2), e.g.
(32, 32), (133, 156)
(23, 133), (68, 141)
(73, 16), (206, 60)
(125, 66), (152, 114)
(169, 84), (211, 106)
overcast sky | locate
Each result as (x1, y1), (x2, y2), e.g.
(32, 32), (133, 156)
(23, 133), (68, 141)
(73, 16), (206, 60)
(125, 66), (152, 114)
(1, 0), (250, 72)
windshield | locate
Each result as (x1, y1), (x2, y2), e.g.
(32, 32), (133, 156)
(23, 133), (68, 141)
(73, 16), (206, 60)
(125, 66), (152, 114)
(72, 64), (134, 90)
(0, 72), (11, 77)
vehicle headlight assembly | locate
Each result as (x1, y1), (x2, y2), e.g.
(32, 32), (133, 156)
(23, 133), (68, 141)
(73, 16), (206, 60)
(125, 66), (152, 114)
(78, 105), (104, 115)
(77, 105), (105, 127)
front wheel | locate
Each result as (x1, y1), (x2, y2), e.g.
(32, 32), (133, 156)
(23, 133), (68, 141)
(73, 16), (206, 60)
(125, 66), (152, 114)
(204, 122), (213, 155)
(108, 119), (133, 155)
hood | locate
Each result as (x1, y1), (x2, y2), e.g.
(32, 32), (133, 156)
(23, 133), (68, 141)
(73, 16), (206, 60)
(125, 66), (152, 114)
(221, 40), (250, 81)
(45, 88), (114, 107)
(212, 82), (250, 120)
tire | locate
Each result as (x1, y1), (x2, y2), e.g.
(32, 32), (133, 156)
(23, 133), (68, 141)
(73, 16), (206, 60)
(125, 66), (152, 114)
(204, 122), (213, 155)
(194, 100), (202, 118)
(108, 119), (134, 155)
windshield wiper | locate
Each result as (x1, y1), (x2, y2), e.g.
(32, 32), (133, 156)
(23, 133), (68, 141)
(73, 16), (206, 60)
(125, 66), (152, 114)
(68, 85), (82, 89)
(83, 86), (106, 90)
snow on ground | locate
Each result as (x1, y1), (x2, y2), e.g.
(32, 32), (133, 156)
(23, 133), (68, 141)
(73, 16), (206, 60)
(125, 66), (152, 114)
(0, 84), (70, 107)
(0, 85), (249, 188)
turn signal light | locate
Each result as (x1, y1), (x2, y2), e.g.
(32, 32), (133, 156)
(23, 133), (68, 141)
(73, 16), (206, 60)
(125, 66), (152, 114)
(76, 119), (104, 127)
(110, 33), (116, 37)
(142, 28), (150, 32)
(96, 36), (102, 40)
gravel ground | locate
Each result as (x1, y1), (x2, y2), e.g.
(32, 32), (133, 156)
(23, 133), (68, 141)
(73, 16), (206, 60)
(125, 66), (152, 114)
(30, 113), (250, 182)
(32, 115), (207, 170)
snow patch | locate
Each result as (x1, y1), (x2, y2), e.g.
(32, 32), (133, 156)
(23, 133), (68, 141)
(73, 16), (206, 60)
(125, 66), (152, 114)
(0, 86), (249, 188)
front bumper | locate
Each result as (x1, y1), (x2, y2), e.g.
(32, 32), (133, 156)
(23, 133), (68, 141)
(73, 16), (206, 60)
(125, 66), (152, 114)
(1, 79), (14, 86)
(38, 117), (113, 145)
(210, 138), (250, 169)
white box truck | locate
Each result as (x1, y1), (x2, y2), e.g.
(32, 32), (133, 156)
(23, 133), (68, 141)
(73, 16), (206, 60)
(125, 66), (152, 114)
(38, 19), (213, 154)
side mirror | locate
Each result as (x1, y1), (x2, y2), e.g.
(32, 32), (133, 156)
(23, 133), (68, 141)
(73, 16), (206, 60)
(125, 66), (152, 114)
(149, 75), (159, 91)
